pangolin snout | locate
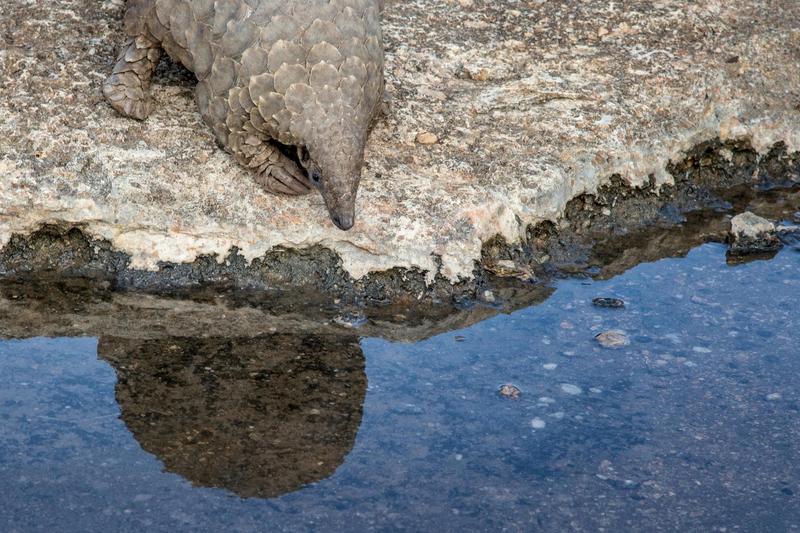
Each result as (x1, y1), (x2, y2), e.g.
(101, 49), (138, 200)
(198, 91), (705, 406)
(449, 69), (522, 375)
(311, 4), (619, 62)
(312, 139), (365, 231)
(331, 213), (354, 231)
(317, 178), (357, 230)
(326, 195), (356, 230)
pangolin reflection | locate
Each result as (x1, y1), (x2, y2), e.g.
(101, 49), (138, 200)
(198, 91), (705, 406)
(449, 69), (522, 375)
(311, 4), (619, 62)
(98, 334), (366, 499)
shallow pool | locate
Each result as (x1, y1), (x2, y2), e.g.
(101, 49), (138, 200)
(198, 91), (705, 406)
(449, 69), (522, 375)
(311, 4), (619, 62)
(1, 243), (799, 531)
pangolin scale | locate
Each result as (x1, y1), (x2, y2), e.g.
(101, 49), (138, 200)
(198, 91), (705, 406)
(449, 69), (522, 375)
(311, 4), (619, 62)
(104, 0), (385, 230)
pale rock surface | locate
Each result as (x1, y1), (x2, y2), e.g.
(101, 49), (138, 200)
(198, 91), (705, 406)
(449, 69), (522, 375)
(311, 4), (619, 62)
(1, 0), (799, 281)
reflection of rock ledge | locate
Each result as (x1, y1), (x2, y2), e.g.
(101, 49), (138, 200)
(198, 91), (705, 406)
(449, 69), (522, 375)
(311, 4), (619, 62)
(0, 279), (552, 342)
(1, 182), (799, 344)
(99, 335), (366, 499)
(1, 0), (798, 283)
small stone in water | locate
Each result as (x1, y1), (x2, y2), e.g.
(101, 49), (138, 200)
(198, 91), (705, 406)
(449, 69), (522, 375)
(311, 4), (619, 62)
(596, 330), (630, 348)
(728, 211), (782, 256)
(766, 393), (782, 401)
(561, 383), (582, 395)
(530, 417), (546, 429)
(542, 363), (558, 370)
(592, 297), (625, 308)
(499, 384), (521, 398)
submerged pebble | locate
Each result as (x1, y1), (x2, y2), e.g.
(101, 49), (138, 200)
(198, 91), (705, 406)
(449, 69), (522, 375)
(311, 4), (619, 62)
(561, 383), (582, 395)
(595, 330), (630, 349)
(542, 363), (558, 370)
(498, 384), (521, 399)
(592, 297), (625, 308)
(530, 417), (546, 429)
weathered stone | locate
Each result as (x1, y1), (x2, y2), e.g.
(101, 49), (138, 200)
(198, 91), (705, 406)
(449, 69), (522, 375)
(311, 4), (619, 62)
(731, 212), (776, 239)
(1, 0), (799, 285)
(728, 211), (783, 256)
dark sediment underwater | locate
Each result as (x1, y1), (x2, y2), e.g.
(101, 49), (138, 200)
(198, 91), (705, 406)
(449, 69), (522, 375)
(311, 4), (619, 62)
(0, 235), (799, 531)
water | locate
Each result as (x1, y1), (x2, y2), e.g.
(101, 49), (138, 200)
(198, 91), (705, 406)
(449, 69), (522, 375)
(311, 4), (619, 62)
(1, 243), (799, 531)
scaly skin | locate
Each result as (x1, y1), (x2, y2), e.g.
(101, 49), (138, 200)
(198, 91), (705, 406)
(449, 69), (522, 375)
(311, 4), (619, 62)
(104, 0), (385, 230)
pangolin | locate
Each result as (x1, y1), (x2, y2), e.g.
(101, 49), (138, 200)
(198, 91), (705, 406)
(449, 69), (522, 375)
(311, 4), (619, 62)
(103, 0), (385, 230)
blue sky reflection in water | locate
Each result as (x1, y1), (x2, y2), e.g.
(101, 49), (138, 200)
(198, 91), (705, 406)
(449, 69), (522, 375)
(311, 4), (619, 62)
(0, 243), (799, 532)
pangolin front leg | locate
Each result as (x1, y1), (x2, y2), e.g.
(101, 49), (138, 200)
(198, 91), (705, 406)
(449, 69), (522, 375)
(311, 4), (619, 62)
(238, 140), (313, 196)
(103, 35), (162, 121)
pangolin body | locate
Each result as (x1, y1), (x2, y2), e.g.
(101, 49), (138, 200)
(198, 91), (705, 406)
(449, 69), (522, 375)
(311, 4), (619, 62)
(104, 0), (385, 230)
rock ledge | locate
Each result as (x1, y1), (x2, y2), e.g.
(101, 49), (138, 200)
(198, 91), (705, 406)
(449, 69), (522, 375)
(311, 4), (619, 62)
(1, 0), (799, 282)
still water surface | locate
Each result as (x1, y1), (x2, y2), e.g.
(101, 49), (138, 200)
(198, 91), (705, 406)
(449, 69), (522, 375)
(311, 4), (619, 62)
(1, 243), (798, 531)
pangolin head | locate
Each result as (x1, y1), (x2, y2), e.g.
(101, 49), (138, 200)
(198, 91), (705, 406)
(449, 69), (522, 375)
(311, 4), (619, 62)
(300, 115), (370, 231)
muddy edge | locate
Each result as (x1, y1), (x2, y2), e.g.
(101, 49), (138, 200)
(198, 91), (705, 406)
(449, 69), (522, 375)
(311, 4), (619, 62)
(1, 138), (798, 306)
